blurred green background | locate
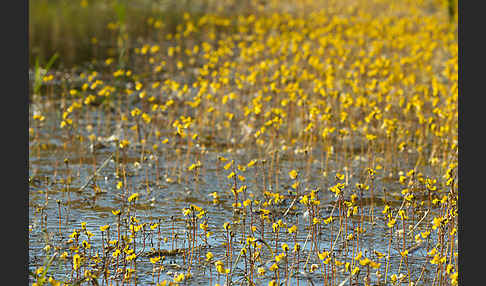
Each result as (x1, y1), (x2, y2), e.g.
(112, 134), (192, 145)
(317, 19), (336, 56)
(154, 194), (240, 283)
(29, 0), (456, 69)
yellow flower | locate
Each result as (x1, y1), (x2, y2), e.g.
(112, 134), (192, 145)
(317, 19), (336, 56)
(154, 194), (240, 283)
(446, 264), (454, 274)
(173, 273), (185, 282)
(112, 249), (121, 258)
(128, 193), (139, 202)
(269, 263), (278, 271)
(398, 209), (408, 220)
(183, 208), (192, 216)
(430, 254), (442, 265)
(150, 256), (161, 264)
(60, 252), (68, 259)
(82, 240), (91, 249)
(223, 222), (231, 231)
(289, 169), (298, 179)
(73, 254), (81, 270)
(119, 140), (130, 149)
(291, 181), (299, 189)
(318, 251), (329, 260)
(35, 266), (45, 275)
(432, 216), (443, 229)
(215, 261), (229, 274)
(370, 261), (381, 269)
(131, 108), (141, 117)
(199, 221), (208, 231)
(428, 248), (437, 256)
(300, 195), (309, 205)
(323, 216), (333, 224)
(450, 272), (458, 285)
(224, 160), (233, 170)
(294, 243), (301, 252)
(381, 205), (390, 214)
(354, 251), (363, 261)
(48, 277), (60, 286)
(69, 230), (79, 239)
(243, 199), (251, 207)
(206, 252), (214, 261)
(335, 173), (345, 180)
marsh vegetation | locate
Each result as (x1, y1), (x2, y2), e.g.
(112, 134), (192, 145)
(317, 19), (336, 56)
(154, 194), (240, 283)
(29, 0), (458, 285)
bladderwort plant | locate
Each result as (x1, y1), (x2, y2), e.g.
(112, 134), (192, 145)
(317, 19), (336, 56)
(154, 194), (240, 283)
(29, 0), (458, 285)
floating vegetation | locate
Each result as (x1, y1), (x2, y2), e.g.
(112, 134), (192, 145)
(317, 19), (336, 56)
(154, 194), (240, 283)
(29, 0), (457, 285)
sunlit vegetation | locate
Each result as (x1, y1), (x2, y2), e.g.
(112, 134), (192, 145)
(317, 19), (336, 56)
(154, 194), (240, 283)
(29, 0), (457, 285)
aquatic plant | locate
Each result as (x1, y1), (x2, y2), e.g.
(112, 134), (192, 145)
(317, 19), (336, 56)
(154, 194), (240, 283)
(29, 0), (457, 285)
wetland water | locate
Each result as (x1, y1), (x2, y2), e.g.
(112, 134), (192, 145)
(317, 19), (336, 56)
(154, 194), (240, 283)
(29, 1), (457, 285)
(29, 98), (453, 285)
